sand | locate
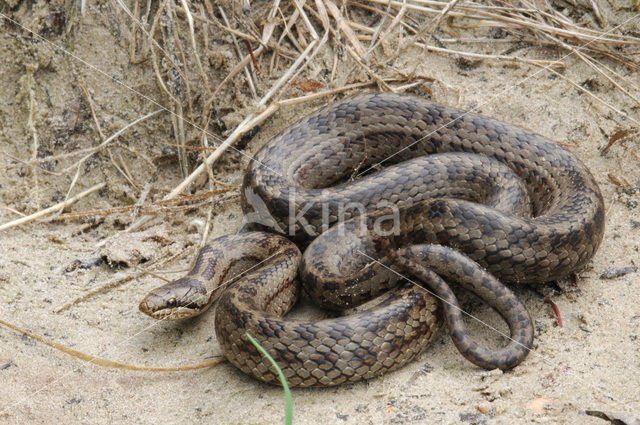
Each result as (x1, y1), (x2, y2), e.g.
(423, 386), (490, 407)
(1, 2), (639, 424)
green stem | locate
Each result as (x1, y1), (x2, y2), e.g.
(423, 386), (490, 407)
(246, 333), (293, 425)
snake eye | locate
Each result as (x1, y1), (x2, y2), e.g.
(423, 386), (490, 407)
(167, 298), (177, 307)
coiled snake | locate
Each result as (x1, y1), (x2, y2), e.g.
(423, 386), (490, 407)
(140, 93), (604, 387)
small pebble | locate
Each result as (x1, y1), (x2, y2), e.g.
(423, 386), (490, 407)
(600, 265), (637, 279)
(477, 402), (492, 414)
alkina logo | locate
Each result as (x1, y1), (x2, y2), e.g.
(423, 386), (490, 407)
(241, 186), (402, 238)
(240, 186), (286, 234)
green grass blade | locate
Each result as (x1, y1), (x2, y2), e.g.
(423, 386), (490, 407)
(246, 333), (293, 425)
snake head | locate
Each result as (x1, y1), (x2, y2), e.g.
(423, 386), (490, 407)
(139, 278), (209, 320)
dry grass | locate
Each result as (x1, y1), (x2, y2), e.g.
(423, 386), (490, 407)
(3, 0), (639, 230)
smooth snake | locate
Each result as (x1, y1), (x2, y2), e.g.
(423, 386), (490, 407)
(140, 93), (604, 387)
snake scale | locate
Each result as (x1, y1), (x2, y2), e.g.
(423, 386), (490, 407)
(140, 92), (605, 387)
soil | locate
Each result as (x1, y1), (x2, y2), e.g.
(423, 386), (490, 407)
(1, 1), (639, 424)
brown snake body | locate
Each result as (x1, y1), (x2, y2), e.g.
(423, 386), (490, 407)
(140, 93), (604, 387)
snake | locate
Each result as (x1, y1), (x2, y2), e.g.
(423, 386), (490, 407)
(139, 92), (605, 387)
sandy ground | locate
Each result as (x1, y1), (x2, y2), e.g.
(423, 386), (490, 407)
(1, 1), (639, 424)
